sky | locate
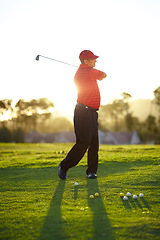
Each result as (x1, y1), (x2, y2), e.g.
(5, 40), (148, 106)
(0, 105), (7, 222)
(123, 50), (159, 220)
(0, 0), (160, 118)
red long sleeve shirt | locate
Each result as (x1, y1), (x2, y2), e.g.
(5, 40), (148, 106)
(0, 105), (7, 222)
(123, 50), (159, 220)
(74, 64), (104, 109)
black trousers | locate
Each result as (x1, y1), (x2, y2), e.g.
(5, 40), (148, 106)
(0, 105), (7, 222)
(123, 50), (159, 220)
(61, 103), (99, 174)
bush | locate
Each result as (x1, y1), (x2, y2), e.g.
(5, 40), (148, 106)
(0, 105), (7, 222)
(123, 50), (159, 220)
(13, 129), (24, 143)
(0, 127), (12, 142)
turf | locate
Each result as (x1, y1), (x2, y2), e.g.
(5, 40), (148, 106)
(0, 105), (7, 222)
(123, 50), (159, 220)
(0, 143), (160, 240)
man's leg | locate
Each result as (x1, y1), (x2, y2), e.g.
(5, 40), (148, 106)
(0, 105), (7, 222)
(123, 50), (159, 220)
(60, 105), (95, 173)
(86, 112), (99, 175)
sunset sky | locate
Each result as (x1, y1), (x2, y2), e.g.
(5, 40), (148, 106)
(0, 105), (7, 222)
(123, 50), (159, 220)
(0, 0), (160, 117)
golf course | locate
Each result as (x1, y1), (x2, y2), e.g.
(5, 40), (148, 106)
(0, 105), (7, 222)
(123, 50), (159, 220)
(0, 143), (160, 240)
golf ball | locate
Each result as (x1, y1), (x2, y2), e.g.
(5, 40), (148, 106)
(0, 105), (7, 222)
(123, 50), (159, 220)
(120, 193), (124, 197)
(74, 182), (78, 186)
(123, 196), (128, 201)
(126, 192), (131, 197)
(89, 195), (94, 199)
(133, 194), (137, 199)
(95, 193), (99, 197)
(139, 193), (144, 198)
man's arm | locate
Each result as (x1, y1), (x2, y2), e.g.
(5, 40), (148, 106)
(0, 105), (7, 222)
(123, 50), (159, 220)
(95, 69), (107, 80)
(103, 72), (107, 78)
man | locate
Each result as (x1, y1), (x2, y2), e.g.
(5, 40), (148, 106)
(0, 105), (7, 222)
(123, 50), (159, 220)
(58, 50), (107, 179)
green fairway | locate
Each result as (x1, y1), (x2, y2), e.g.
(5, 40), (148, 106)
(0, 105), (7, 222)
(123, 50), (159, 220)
(0, 143), (160, 240)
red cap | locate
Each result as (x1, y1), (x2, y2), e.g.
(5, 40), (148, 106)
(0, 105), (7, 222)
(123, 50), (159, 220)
(79, 50), (99, 60)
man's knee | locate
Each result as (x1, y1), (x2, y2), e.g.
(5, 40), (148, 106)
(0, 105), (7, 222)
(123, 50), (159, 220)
(77, 139), (90, 150)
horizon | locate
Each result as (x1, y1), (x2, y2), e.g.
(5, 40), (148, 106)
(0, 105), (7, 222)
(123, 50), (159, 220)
(0, 96), (157, 122)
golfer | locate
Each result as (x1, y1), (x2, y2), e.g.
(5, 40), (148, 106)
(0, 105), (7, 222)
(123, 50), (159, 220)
(58, 50), (107, 179)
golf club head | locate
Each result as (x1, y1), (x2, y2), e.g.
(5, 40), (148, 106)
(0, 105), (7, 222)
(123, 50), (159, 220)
(35, 55), (40, 61)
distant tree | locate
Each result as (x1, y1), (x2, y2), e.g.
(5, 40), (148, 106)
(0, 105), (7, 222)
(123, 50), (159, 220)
(121, 92), (133, 130)
(111, 99), (125, 131)
(153, 86), (160, 129)
(0, 99), (13, 126)
(0, 101), (5, 110)
(125, 113), (134, 131)
(121, 92), (132, 115)
(0, 127), (12, 142)
(13, 128), (24, 143)
(153, 87), (160, 105)
(99, 99), (125, 131)
(145, 115), (157, 133)
(50, 116), (74, 132)
(14, 98), (55, 132)
(99, 93), (143, 132)
(37, 113), (53, 132)
(14, 99), (28, 129)
(99, 105), (112, 131)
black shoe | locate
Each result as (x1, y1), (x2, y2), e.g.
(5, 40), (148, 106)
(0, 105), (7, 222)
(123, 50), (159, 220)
(86, 173), (97, 179)
(58, 163), (67, 180)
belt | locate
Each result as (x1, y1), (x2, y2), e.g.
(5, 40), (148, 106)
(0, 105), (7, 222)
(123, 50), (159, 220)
(77, 102), (99, 112)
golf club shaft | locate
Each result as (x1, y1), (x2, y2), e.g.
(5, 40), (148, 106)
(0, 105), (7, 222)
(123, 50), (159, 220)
(36, 55), (78, 68)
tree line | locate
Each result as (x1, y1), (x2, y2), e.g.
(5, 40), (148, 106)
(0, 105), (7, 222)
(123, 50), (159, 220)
(99, 88), (160, 143)
(0, 87), (160, 143)
(0, 98), (73, 142)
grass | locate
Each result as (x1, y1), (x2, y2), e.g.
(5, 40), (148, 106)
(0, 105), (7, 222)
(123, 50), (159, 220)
(0, 143), (160, 240)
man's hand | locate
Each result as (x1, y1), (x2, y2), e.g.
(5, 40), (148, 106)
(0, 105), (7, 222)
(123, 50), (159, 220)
(103, 72), (107, 78)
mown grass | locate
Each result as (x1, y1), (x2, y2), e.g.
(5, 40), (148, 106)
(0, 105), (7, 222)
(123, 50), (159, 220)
(0, 143), (160, 240)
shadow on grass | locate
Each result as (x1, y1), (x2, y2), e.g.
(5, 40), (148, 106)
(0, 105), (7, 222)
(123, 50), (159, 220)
(121, 197), (151, 211)
(74, 185), (78, 200)
(122, 197), (143, 210)
(39, 180), (69, 240)
(87, 179), (115, 240)
(121, 198), (132, 210)
(140, 197), (152, 210)
(98, 159), (157, 177)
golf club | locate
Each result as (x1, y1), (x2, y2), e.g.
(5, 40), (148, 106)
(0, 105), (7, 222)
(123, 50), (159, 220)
(35, 55), (78, 68)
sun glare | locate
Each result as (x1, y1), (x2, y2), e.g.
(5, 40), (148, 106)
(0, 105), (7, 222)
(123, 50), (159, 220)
(50, 80), (77, 119)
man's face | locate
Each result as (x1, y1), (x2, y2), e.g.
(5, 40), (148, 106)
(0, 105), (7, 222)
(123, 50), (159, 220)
(84, 59), (97, 67)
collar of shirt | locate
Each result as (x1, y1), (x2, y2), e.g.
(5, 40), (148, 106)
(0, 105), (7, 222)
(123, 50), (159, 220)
(79, 64), (92, 69)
